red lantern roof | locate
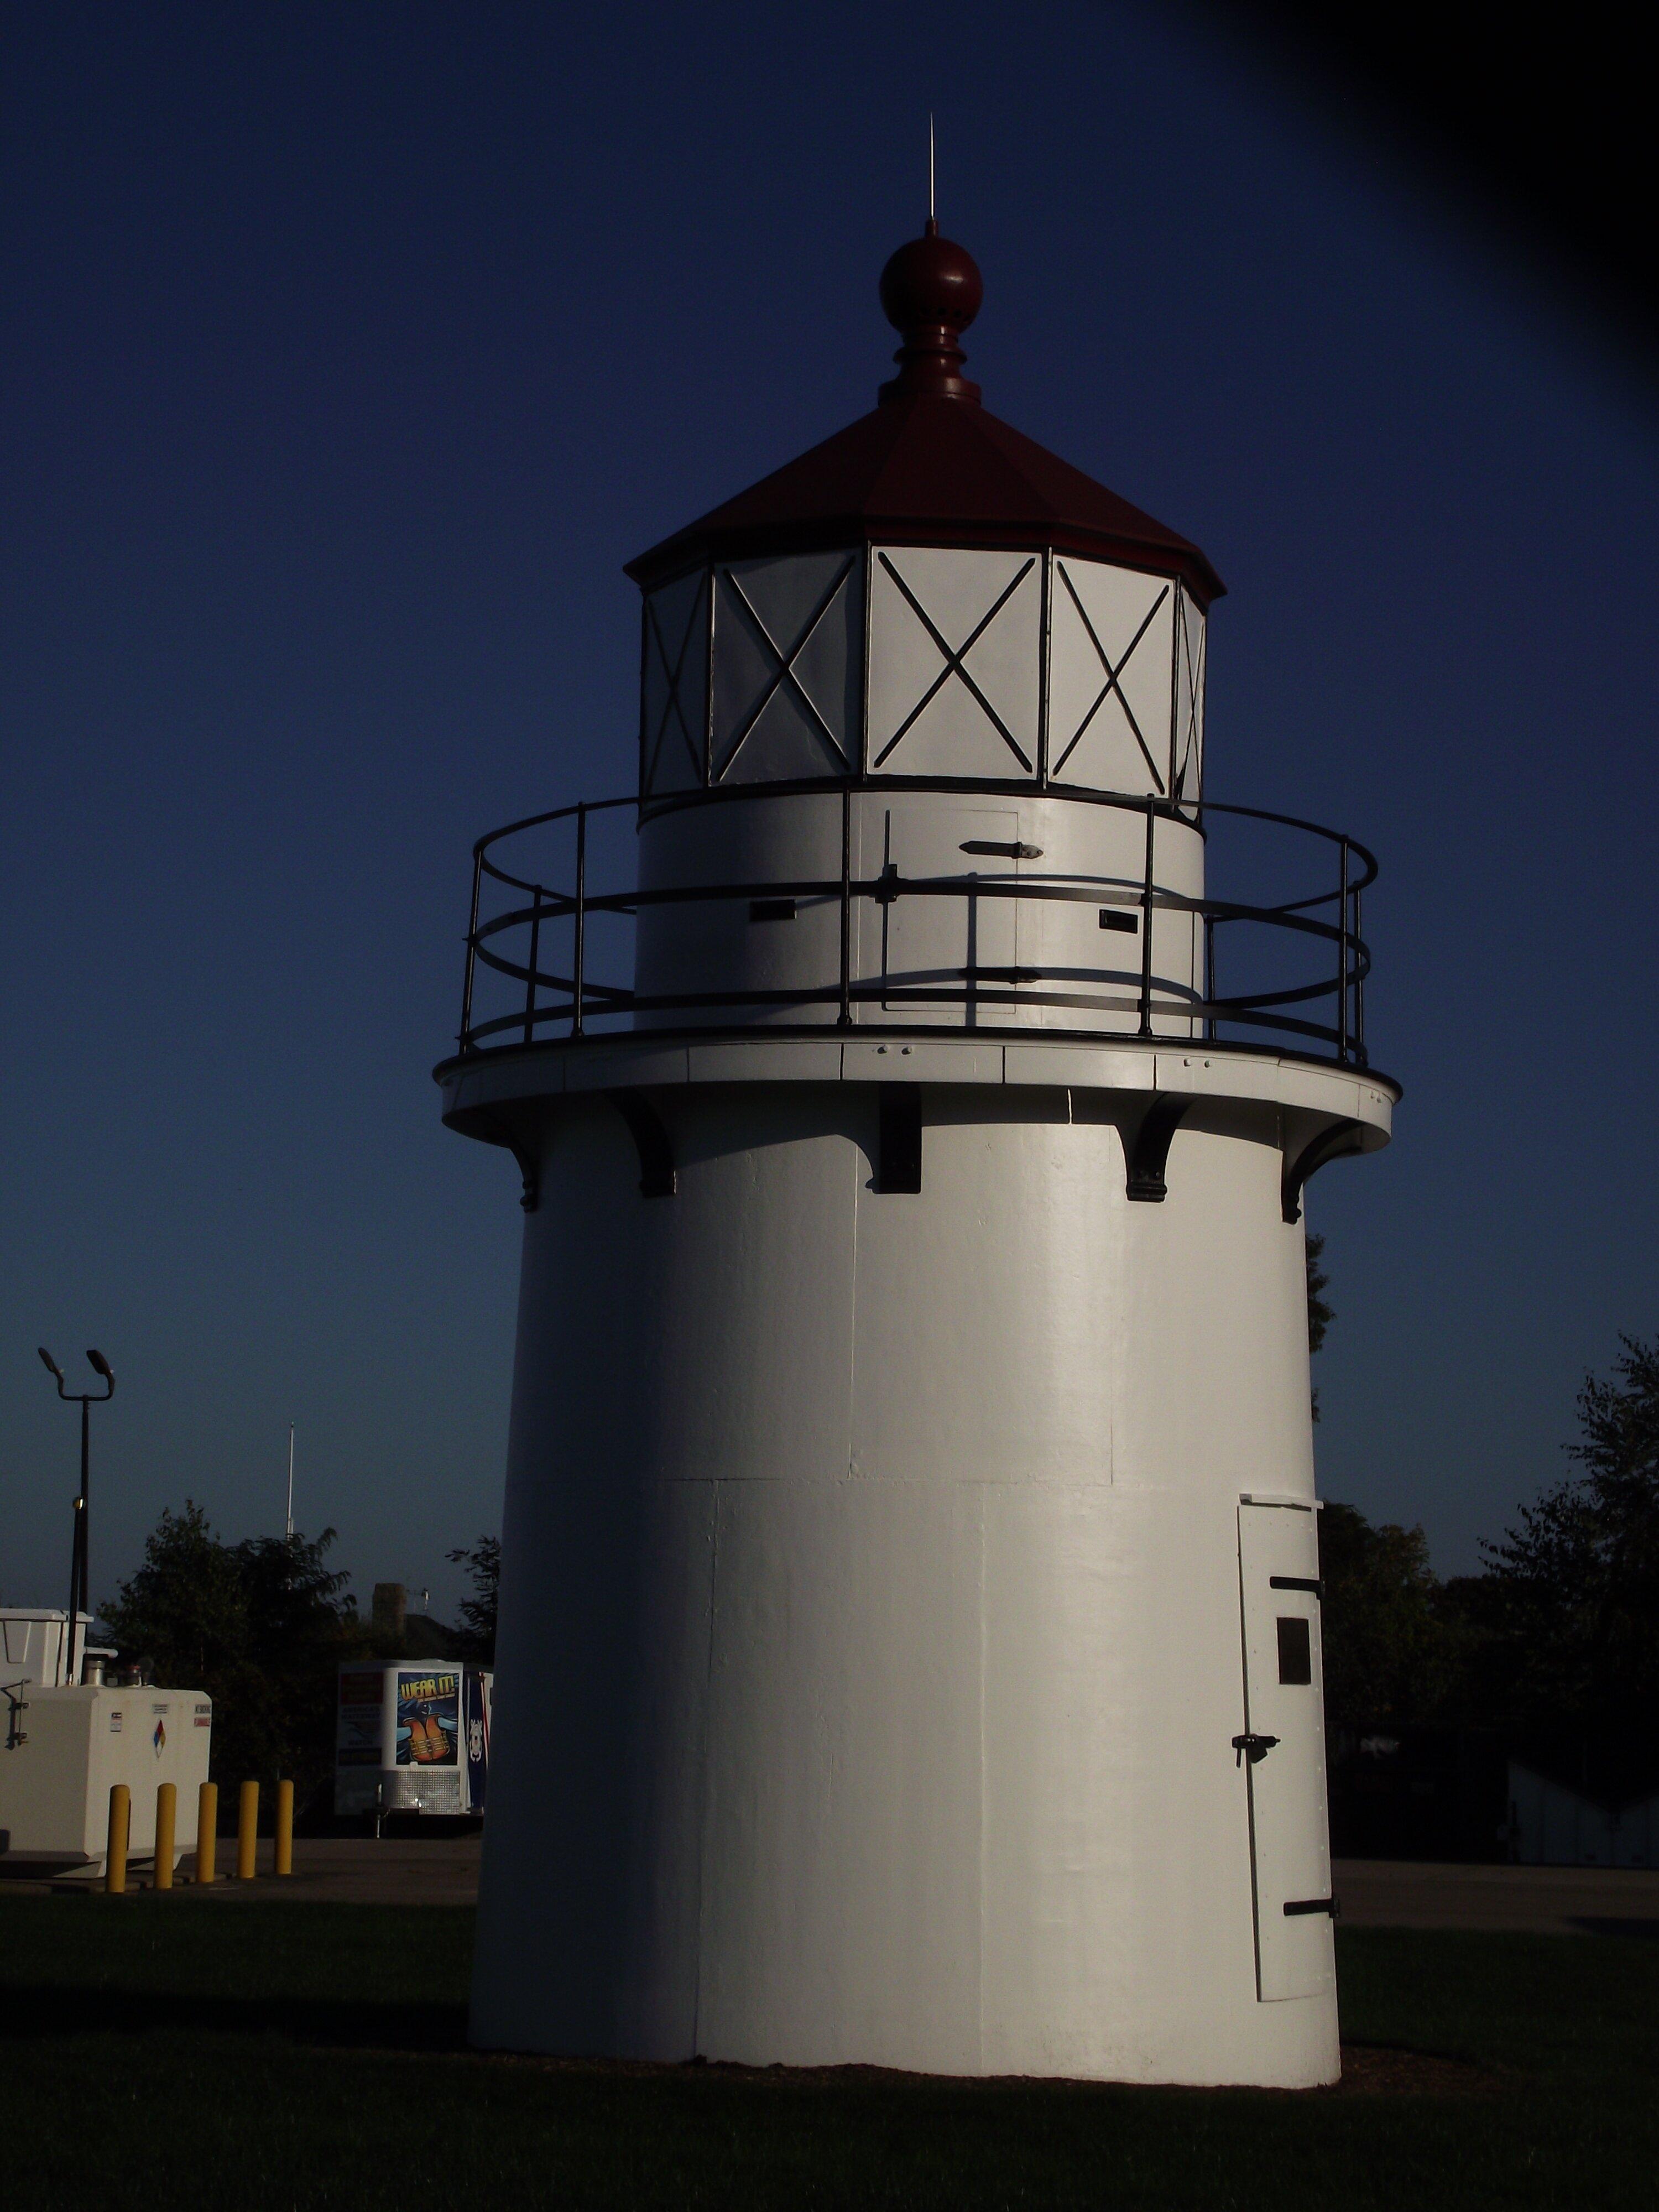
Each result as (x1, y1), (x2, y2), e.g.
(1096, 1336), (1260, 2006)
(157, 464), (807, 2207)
(626, 225), (1225, 609)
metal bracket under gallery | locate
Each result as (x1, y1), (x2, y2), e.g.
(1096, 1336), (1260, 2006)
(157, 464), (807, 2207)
(437, 1026), (1396, 1220)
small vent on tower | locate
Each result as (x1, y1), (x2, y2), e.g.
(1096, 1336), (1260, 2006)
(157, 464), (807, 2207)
(1276, 1617), (1313, 1686)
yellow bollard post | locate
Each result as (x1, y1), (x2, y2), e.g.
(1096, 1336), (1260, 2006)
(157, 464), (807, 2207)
(237, 1779), (259, 1880)
(274, 1779), (294, 1876)
(196, 1780), (218, 1885)
(105, 1783), (130, 1895)
(153, 1782), (176, 1890)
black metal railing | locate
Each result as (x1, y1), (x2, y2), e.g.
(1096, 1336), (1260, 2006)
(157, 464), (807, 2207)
(452, 786), (1376, 1067)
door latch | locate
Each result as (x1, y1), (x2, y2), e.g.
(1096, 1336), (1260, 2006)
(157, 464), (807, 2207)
(1232, 1732), (1280, 1767)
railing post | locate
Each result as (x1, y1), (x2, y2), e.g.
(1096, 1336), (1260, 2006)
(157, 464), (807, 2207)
(838, 786), (852, 1029)
(1337, 838), (1350, 1064)
(1354, 883), (1366, 1063)
(523, 896), (541, 1047)
(461, 849), (482, 1052)
(1138, 804), (1156, 1038)
(572, 805), (587, 1039)
(1203, 912), (1215, 1045)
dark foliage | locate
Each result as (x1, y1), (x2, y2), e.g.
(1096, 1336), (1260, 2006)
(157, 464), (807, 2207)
(445, 1535), (499, 1665)
(1305, 1232), (1333, 1357)
(1475, 1335), (1659, 1738)
(1323, 1338), (1659, 1790)
(1306, 1231), (1333, 1419)
(101, 1503), (356, 1805)
(1318, 1503), (1457, 1738)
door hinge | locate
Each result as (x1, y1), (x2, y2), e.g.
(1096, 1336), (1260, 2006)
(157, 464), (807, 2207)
(1233, 1732), (1281, 1767)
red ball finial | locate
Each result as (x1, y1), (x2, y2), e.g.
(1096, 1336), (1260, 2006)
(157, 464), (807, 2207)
(878, 222), (983, 403)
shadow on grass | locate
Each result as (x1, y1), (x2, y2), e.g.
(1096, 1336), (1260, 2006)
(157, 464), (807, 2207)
(0, 1984), (1500, 2101)
(0, 1985), (468, 2051)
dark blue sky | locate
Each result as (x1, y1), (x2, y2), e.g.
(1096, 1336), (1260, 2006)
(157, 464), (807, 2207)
(4, 1), (1656, 1620)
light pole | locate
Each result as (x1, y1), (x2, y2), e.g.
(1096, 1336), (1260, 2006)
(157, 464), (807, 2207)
(38, 1347), (115, 1686)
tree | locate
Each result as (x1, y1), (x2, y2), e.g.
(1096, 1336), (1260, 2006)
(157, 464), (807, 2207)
(1305, 1232), (1333, 1356)
(101, 1504), (356, 1806)
(446, 1534), (499, 1664)
(234, 1531), (360, 1781)
(1318, 1501), (1455, 1738)
(96, 1502), (245, 1692)
(1477, 1335), (1659, 1737)
(1306, 1231), (1333, 1421)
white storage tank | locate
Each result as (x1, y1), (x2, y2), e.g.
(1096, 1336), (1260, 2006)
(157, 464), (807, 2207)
(0, 1608), (111, 1690)
(0, 1682), (212, 1872)
(441, 221), (1397, 2085)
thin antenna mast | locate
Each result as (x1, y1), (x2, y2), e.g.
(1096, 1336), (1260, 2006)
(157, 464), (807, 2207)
(928, 113), (936, 231)
(285, 1422), (295, 1540)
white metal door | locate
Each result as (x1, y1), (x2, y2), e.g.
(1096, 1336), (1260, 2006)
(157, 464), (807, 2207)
(1237, 1501), (1335, 2001)
(877, 805), (1021, 1026)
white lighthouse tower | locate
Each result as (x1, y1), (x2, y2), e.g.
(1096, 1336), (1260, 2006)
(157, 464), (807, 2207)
(442, 221), (1396, 2088)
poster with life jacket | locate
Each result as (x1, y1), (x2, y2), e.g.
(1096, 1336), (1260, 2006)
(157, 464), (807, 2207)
(395, 1669), (460, 1765)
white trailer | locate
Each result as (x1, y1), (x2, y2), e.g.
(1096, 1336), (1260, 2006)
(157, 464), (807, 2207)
(333, 1661), (492, 1818)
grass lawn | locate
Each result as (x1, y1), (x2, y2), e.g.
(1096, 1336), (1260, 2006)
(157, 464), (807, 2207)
(2, 1897), (1653, 2210)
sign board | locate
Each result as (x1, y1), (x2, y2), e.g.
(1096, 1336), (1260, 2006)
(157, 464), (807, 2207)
(396, 1670), (460, 1766)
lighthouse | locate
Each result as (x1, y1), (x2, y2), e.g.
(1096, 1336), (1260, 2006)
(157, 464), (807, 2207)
(441, 220), (1396, 2088)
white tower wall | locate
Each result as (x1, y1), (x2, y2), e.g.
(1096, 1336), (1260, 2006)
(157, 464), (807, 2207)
(457, 1044), (1391, 2084)
(635, 789), (1204, 1036)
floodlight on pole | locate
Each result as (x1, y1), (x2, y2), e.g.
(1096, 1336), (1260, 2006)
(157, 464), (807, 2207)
(38, 1345), (116, 1686)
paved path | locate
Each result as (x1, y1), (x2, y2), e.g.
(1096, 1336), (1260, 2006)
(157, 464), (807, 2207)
(182, 1835), (486, 1903)
(1334, 1857), (1659, 1936)
(9, 1843), (1659, 1929)
(2, 1835), (484, 1903)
